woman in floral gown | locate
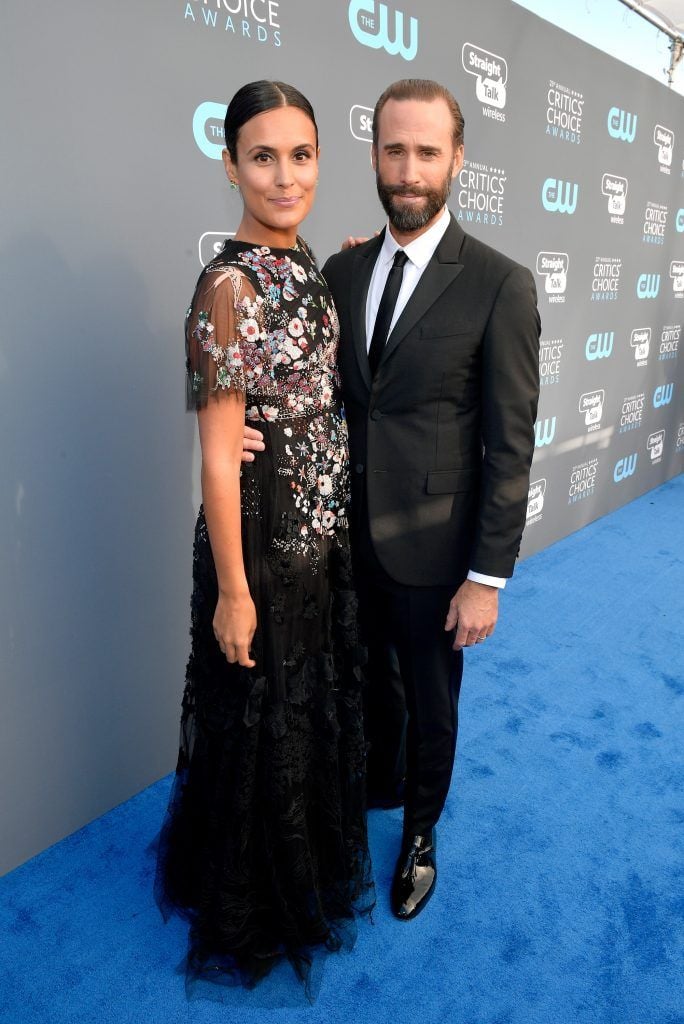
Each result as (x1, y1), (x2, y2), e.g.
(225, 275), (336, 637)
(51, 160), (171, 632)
(154, 82), (374, 994)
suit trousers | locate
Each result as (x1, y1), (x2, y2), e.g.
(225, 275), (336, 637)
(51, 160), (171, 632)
(354, 509), (464, 837)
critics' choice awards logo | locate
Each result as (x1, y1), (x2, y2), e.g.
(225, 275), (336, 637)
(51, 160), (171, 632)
(586, 330), (614, 361)
(671, 260), (684, 297)
(546, 80), (583, 144)
(193, 101), (227, 159)
(348, 0), (417, 60)
(659, 324), (680, 361)
(591, 257), (622, 302)
(541, 177), (578, 214)
(607, 106), (637, 143)
(462, 43), (507, 123)
(647, 429), (665, 464)
(614, 453), (638, 482)
(630, 327), (650, 366)
(568, 458), (598, 505)
(676, 423), (684, 453)
(636, 272), (660, 299)
(653, 382), (674, 407)
(643, 202), (668, 245)
(457, 160), (506, 227)
(539, 337), (564, 386)
(579, 389), (605, 432)
(526, 478), (546, 525)
(183, 0), (282, 45)
(349, 105), (374, 142)
(619, 392), (645, 433)
(677, 209), (684, 232)
(536, 252), (568, 303)
(602, 174), (627, 224)
(199, 231), (234, 266)
(653, 124), (674, 174)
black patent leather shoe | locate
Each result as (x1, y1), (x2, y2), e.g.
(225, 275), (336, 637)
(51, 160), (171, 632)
(390, 829), (437, 920)
(366, 777), (406, 810)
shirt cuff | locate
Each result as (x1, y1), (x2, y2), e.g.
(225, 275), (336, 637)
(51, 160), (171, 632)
(467, 570), (507, 589)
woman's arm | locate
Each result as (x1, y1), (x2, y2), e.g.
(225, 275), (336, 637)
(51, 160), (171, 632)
(198, 393), (257, 668)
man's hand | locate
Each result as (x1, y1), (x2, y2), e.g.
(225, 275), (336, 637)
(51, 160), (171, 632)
(444, 579), (499, 650)
(241, 425), (265, 463)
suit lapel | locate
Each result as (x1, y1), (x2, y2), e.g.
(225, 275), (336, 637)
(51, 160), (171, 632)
(380, 215), (465, 367)
(349, 231), (385, 391)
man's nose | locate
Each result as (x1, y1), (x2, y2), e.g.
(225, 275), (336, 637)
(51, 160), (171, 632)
(399, 154), (420, 183)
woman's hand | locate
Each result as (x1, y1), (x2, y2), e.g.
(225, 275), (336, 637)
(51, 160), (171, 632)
(213, 589), (257, 668)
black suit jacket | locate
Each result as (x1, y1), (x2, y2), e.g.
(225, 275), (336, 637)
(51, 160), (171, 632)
(322, 215), (541, 588)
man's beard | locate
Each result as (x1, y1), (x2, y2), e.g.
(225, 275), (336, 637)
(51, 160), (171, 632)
(376, 166), (453, 233)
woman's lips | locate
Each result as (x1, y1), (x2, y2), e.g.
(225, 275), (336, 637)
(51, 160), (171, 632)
(269, 196), (301, 207)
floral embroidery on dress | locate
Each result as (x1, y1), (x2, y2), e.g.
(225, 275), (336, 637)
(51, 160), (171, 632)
(185, 240), (350, 550)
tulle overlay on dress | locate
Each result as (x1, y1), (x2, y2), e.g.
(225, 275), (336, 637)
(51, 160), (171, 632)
(154, 239), (374, 994)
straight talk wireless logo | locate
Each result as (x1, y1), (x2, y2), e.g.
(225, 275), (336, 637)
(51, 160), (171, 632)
(182, 0), (283, 46)
(462, 43), (507, 123)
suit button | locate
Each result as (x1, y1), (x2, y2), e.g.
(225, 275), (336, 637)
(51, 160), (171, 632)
(355, 463), (364, 474)
(370, 409), (383, 421)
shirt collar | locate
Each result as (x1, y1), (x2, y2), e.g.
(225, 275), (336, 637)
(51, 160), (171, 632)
(379, 206), (451, 270)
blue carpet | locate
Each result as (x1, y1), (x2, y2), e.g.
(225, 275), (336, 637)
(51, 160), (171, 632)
(1, 476), (682, 1024)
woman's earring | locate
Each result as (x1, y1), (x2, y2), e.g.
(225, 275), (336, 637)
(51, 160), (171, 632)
(230, 180), (239, 191)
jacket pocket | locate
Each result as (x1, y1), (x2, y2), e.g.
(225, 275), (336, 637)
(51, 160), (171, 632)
(425, 468), (479, 494)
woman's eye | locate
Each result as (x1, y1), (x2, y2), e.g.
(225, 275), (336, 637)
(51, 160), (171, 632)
(254, 152), (272, 163)
(294, 151), (311, 161)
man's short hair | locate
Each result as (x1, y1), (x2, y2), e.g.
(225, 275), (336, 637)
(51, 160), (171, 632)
(372, 79), (465, 150)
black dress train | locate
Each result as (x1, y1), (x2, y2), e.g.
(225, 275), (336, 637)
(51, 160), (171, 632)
(154, 238), (374, 994)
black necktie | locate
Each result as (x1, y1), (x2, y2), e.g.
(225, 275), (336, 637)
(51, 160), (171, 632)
(368, 250), (408, 378)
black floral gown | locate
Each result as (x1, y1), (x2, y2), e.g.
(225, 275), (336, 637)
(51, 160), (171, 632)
(154, 238), (374, 994)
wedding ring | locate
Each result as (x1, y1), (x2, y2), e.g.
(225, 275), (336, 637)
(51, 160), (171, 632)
(477, 635), (487, 642)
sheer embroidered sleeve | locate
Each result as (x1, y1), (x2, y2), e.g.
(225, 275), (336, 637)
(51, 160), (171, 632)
(185, 265), (261, 410)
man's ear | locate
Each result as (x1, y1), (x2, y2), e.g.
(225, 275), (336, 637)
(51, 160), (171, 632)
(452, 144), (464, 178)
(371, 145), (378, 172)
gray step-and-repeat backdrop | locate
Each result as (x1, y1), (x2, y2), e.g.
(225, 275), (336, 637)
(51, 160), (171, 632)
(1, 0), (682, 874)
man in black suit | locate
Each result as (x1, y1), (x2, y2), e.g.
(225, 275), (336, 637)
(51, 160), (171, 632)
(246, 79), (540, 920)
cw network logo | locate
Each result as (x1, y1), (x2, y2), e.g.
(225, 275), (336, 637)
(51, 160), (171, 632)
(462, 43), (508, 122)
(677, 209), (684, 232)
(653, 383), (674, 407)
(607, 106), (637, 142)
(614, 453), (638, 482)
(671, 260), (684, 295)
(535, 416), (556, 447)
(193, 101), (226, 160)
(636, 273), (660, 299)
(542, 178), (578, 214)
(348, 0), (418, 60)
(585, 331), (614, 361)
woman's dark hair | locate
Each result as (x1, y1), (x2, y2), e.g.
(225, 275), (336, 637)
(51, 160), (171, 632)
(224, 80), (318, 162)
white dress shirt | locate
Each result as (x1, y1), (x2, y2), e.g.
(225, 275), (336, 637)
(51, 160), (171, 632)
(365, 206), (506, 590)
